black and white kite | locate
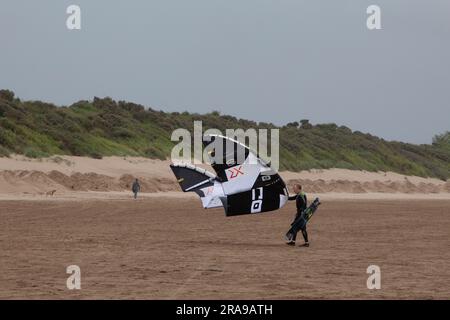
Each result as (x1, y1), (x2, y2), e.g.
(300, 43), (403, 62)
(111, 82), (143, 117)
(170, 134), (288, 216)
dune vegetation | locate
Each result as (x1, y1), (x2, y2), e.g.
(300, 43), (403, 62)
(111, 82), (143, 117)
(0, 89), (449, 179)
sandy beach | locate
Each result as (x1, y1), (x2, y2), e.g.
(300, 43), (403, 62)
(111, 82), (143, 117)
(0, 155), (449, 299)
(1, 196), (449, 299)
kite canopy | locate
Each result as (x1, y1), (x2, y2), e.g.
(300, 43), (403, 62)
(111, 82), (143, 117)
(170, 134), (288, 216)
(169, 163), (224, 209)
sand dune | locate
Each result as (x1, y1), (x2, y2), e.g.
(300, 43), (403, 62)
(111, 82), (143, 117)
(0, 155), (448, 198)
(0, 170), (175, 194)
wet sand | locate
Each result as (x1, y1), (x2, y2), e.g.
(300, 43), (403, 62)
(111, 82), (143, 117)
(0, 197), (449, 299)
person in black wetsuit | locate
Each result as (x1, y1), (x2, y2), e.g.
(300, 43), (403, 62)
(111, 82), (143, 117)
(286, 184), (309, 247)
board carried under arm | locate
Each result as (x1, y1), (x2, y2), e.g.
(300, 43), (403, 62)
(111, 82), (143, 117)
(286, 198), (321, 241)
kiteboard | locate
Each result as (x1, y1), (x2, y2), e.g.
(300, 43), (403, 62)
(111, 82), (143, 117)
(285, 197), (321, 241)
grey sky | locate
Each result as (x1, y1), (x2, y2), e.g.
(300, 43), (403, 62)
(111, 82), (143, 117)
(1, 0), (449, 144)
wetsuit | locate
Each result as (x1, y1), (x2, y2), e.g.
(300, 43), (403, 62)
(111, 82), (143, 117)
(288, 192), (308, 243)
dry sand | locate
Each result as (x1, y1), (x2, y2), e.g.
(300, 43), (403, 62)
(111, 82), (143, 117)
(0, 155), (449, 199)
(0, 155), (449, 299)
(0, 197), (449, 299)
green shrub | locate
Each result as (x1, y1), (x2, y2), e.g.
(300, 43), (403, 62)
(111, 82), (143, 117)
(0, 145), (10, 157)
(23, 147), (48, 158)
(0, 91), (448, 179)
(0, 89), (15, 102)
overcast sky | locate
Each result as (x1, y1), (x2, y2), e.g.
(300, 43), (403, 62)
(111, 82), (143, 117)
(1, 0), (449, 144)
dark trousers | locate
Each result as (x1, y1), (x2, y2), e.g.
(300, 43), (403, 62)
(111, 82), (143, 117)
(291, 213), (309, 243)
(291, 226), (308, 242)
(292, 228), (308, 243)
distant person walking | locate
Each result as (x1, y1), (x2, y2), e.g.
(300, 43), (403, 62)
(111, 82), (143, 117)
(132, 178), (141, 199)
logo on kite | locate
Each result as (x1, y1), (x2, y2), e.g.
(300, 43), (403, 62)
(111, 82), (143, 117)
(227, 166), (244, 179)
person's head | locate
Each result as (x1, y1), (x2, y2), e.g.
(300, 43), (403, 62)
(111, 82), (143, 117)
(135, 178), (139, 182)
(293, 184), (302, 194)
